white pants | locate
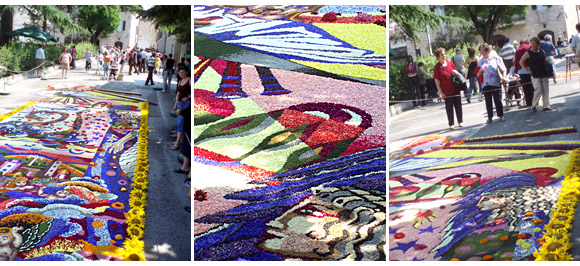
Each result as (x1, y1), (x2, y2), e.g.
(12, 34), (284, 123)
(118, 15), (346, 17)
(531, 77), (550, 109)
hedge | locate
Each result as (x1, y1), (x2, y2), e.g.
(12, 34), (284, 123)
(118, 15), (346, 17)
(0, 41), (99, 77)
(389, 42), (481, 105)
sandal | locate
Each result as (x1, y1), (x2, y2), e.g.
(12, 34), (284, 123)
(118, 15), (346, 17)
(174, 168), (189, 174)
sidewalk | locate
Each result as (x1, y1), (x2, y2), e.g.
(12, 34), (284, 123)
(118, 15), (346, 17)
(0, 60), (191, 261)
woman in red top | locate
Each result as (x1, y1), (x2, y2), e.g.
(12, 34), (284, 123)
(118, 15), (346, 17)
(433, 47), (463, 130)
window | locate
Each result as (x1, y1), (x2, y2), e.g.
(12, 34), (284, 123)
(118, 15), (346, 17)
(432, 6), (447, 34)
(537, 5), (549, 22)
(118, 21), (126, 32)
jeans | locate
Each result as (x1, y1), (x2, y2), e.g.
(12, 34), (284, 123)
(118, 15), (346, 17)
(176, 100), (191, 133)
(163, 70), (173, 91)
(408, 76), (422, 107)
(483, 86), (503, 119)
(103, 62), (110, 77)
(467, 75), (478, 100)
(547, 56), (557, 82)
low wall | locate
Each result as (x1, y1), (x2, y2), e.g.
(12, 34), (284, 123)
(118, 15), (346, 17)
(0, 59), (84, 86)
(389, 101), (414, 117)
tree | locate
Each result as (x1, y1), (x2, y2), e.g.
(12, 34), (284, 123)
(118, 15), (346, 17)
(20, 5), (88, 36)
(389, 5), (469, 41)
(0, 6), (14, 46)
(76, 6), (123, 44)
(445, 6), (530, 44)
(138, 5), (191, 44)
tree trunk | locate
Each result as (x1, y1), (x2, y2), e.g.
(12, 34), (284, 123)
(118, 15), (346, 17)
(90, 28), (103, 44)
(0, 7), (13, 46)
(43, 15), (48, 32)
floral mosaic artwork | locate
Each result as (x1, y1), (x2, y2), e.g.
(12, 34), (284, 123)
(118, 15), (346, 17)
(389, 129), (580, 261)
(194, 5), (386, 261)
(0, 85), (149, 261)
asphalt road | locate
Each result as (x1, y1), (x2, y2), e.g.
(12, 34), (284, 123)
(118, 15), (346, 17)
(0, 60), (191, 261)
(389, 69), (580, 259)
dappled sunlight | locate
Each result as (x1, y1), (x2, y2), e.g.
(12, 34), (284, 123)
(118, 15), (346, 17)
(146, 243), (178, 260)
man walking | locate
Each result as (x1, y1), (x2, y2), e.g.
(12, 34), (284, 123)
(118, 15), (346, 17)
(140, 49), (147, 72)
(35, 44), (45, 78)
(163, 54), (175, 92)
(145, 53), (156, 86)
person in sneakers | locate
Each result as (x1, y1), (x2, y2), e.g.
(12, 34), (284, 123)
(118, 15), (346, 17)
(433, 47), (463, 130)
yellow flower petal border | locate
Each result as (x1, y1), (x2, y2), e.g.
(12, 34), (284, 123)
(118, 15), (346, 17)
(0, 102), (36, 122)
(120, 102), (149, 261)
(534, 148), (580, 261)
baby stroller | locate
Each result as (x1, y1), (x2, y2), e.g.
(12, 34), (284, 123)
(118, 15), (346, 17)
(504, 70), (524, 111)
(109, 62), (119, 80)
(426, 78), (441, 103)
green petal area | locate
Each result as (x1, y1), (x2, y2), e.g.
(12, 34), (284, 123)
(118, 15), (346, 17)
(194, 109), (225, 126)
(194, 33), (383, 86)
(313, 23), (386, 57)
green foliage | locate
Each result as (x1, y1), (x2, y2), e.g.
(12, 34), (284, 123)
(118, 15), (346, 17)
(445, 6), (530, 43)
(432, 28), (477, 51)
(139, 5), (191, 44)
(20, 5), (90, 36)
(0, 41), (97, 77)
(389, 60), (410, 104)
(390, 5), (470, 40)
(77, 5), (122, 43)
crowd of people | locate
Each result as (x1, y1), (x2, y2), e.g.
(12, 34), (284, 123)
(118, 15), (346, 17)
(35, 42), (193, 208)
(405, 25), (567, 130)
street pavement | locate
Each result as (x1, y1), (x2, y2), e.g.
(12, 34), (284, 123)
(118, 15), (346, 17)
(389, 60), (580, 259)
(0, 60), (191, 261)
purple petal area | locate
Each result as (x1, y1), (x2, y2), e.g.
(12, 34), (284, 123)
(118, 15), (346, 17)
(221, 118), (255, 132)
(196, 237), (261, 261)
(194, 156), (246, 167)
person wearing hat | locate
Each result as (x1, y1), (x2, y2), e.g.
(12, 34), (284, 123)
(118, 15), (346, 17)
(513, 40), (519, 50)
(451, 48), (468, 102)
(501, 38), (516, 71)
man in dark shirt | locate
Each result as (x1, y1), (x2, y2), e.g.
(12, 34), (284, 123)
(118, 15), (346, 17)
(163, 54), (175, 92)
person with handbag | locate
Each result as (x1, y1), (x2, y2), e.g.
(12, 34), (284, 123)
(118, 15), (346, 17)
(539, 35), (558, 84)
(433, 47), (463, 130)
(405, 56), (423, 109)
(478, 43), (507, 124)
(519, 37), (553, 112)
